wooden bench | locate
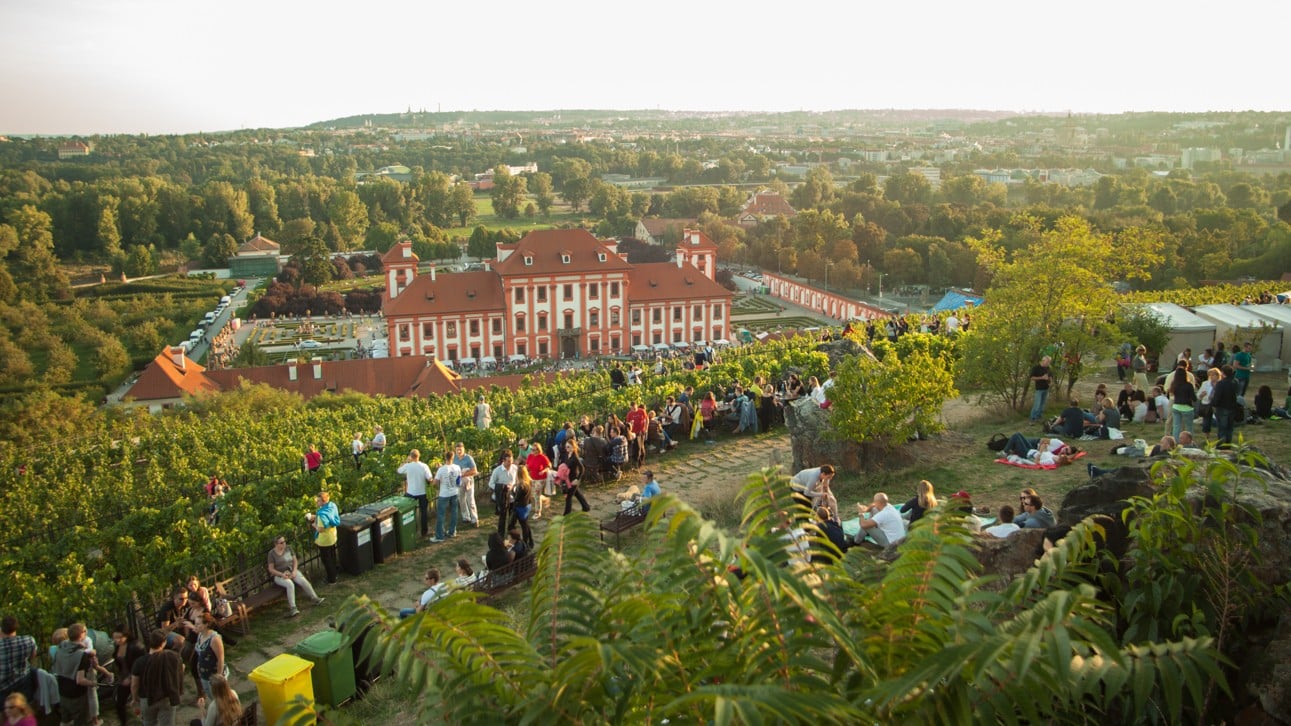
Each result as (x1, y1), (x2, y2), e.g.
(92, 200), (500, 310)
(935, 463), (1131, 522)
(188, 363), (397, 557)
(599, 503), (647, 546)
(214, 567), (285, 635)
(465, 554), (538, 601)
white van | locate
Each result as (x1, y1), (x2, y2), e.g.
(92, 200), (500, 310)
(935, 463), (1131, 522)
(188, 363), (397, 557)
(220, 295), (232, 306)
(202, 312), (216, 324)
(189, 330), (202, 343)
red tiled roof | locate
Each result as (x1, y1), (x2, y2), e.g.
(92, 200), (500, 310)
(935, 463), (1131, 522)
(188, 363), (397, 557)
(493, 229), (632, 277)
(205, 356), (462, 399)
(679, 228), (719, 250)
(125, 349), (221, 401)
(627, 263), (732, 303)
(384, 270), (505, 318)
(743, 192), (796, 218)
(381, 241), (419, 266)
(640, 218), (696, 237)
(237, 234), (279, 254)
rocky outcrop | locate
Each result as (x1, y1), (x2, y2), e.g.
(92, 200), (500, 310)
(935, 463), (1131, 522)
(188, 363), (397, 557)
(783, 397), (863, 472)
(814, 338), (866, 372)
(973, 528), (1047, 577)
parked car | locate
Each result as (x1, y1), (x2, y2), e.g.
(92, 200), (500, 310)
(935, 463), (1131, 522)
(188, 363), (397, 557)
(297, 340), (322, 349)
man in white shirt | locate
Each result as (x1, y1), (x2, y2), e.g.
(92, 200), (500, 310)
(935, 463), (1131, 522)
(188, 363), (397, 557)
(432, 451), (462, 543)
(397, 449), (433, 539)
(488, 450), (517, 535)
(945, 314), (960, 334)
(453, 442), (479, 527)
(984, 505), (1020, 538)
(399, 568), (446, 618)
(350, 432), (365, 469)
(368, 425), (386, 454)
(856, 492), (906, 547)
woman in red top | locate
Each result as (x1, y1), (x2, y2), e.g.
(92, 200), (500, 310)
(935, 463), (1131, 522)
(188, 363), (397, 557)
(524, 442), (552, 520)
(303, 444), (323, 473)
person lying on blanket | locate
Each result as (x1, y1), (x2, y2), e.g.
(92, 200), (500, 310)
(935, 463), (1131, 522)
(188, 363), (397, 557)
(1004, 436), (1077, 467)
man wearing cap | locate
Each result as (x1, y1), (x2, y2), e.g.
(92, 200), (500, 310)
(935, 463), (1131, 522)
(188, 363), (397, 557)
(640, 470), (662, 514)
(948, 490), (983, 531)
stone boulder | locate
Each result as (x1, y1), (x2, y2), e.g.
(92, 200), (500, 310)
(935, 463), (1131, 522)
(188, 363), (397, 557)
(814, 338), (867, 372)
(783, 397), (863, 472)
(973, 528), (1047, 578)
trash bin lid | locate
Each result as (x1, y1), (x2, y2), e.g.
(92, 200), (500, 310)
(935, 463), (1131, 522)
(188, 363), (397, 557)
(249, 653), (314, 685)
(378, 495), (416, 512)
(357, 505), (398, 518)
(292, 630), (347, 658)
(339, 512), (374, 527)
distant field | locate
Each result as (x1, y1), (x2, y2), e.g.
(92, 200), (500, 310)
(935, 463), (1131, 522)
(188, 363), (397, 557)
(441, 195), (591, 239)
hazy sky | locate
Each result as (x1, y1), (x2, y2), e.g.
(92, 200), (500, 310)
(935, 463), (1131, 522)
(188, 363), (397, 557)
(1, 0), (1284, 135)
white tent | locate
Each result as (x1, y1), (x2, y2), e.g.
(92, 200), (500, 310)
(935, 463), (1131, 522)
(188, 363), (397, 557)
(631, 344), (650, 353)
(507, 353), (527, 363)
(652, 342), (671, 352)
(1248, 304), (1291, 368)
(1193, 304), (1284, 371)
(1135, 302), (1215, 367)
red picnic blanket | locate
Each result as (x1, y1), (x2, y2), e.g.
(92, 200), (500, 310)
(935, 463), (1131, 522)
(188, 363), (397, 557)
(994, 450), (1086, 470)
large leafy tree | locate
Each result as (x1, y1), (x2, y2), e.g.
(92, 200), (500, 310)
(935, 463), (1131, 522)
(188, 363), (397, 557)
(328, 471), (1222, 725)
(489, 166), (527, 220)
(959, 215), (1163, 409)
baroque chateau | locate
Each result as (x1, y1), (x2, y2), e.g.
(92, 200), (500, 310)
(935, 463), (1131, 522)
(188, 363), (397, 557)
(382, 228), (732, 361)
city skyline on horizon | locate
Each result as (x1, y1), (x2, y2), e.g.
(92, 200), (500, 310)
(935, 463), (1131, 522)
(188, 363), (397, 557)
(2, 0), (1286, 136)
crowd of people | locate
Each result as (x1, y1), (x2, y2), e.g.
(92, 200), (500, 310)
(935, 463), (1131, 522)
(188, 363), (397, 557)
(1038, 341), (1288, 447)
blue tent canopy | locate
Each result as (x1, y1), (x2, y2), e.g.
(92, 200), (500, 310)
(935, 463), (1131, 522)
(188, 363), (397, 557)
(930, 290), (983, 313)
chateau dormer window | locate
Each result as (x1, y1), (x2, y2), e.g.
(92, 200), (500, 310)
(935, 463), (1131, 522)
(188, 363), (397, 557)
(597, 252), (607, 262)
(524, 255), (533, 266)
(561, 254), (571, 264)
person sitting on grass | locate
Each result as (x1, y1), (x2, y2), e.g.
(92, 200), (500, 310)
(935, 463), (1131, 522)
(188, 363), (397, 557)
(984, 505), (1020, 538)
(1014, 494), (1055, 529)
(1054, 398), (1086, 439)
(399, 569), (445, 618)
(854, 492), (906, 548)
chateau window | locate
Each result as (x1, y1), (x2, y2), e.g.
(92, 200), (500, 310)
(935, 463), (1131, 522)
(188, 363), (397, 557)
(610, 281), (620, 298)
(564, 313), (574, 329)
(538, 314), (548, 332)
(470, 345), (480, 358)
(563, 284), (573, 301)
(446, 321), (457, 337)
(631, 310), (641, 325)
(517, 342), (527, 357)
(493, 344), (502, 358)
(515, 316), (526, 333)
(590, 337), (600, 353)
(611, 335), (620, 351)
(652, 309), (662, 324)
(524, 255), (533, 266)
(538, 341), (548, 357)
(713, 305), (723, 320)
(491, 319), (502, 334)
(693, 305), (702, 318)
(589, 311), (599, 327)
(469, 320), (479, 336)
(610, 310), (620, 325)
(537, 286), (547, 303)
(632, 334), (641, 347)
(653, 332), (662, 344)
(673, 307), (682, 322)
(399, 324), (410, 342)
(422, 322), (434, 338)
(514, 287), (525, 304)
(588, 283), (599, 299)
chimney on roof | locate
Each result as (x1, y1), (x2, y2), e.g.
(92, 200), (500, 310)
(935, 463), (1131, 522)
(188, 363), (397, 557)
(431, 267), (436, 282)
(169, 346), (186, 371)
(288, 359), (298, 381)
(312, 357), (323, 380)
